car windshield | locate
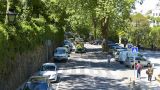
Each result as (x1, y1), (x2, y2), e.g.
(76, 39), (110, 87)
(41, 65), (56, 71)
(28, 76), (48, 83)
(55, 49), (65, 54)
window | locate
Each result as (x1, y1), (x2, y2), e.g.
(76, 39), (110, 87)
(41, 65), (56, 71)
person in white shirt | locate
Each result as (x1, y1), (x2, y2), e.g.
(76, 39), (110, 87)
(107, 52), (112, 66)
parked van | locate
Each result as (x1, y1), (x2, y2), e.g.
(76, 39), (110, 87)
(118, 50), (132, 64)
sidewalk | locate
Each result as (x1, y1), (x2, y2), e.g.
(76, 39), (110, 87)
(108, 60), (160, 90)
(126, 69), (160, 89)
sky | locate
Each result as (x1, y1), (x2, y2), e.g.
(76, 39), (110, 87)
(134, 0), (159, 14)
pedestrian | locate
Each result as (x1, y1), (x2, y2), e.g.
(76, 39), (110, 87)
(107, 52), (112, 66)
(136, 61), (142, 79)
(146, 63), (153, 82)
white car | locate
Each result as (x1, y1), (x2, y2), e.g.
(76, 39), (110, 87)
(118, 50), (129, 64)
(113, 48), (127, 60)
(54, 47), (69, 61)
(39, 63), (58, 82)
(124, 55), (151, 68)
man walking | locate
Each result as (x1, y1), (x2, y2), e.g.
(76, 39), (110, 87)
(136, 61), (142, 79)
(107, 52), (112, 66)
(146, 64), (153, 82)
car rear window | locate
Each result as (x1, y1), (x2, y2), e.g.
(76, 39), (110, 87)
(55, 49), (65, 54)
(41, 65), (55, 71)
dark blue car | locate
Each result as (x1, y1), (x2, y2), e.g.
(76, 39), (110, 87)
(22, 76), (54, 90)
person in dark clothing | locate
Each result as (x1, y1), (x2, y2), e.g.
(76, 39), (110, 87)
(146, 64), (153, 82)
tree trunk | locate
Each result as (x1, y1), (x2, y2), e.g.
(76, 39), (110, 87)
(101, 17), (109, 52)
(92, 14), (97, 40)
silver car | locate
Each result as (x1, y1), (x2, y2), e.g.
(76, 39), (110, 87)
(125, 56), (151, 68)
(39, 63), (58, 82)
(54, 47), (69, 61)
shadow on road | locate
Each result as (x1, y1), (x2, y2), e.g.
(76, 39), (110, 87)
(86, 47), (102, 53)
(56, 57), (129, 71)
(58, 74), (142, 90)
(59, 49), (130, 71)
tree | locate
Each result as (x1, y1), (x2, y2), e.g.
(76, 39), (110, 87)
(130, 13), (150, 47)
(57, 0), (137, 51)
(149, 27), (160, 49)
(94, 0), (136, 51)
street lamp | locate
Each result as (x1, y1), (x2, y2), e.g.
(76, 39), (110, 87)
(7, 9), (17, 23)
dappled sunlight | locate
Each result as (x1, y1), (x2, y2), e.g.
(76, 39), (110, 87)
(57, 74), (132, 90)
(55, 44), (160, 90)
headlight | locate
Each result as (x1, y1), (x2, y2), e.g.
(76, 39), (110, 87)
(51, 74), (56, 78)
(43, 75), (50, 79)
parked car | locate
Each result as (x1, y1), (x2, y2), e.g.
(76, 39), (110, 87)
(118, 50), (129, 64)
(107, 40), (115, 45)
(63, 40), (73, 51)
(39, 63), (58, 82)
(22, 76), (54, 90)
(64, 45), (71, 54)
(110, 45), (126, 54)
(54, 47), (69, 61)
(124, 55), (150, 68)
(113, 48), (127, 60)
(92, 40), (102, 45)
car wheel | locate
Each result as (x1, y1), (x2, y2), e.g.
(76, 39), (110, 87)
(55, 76), (60, 83)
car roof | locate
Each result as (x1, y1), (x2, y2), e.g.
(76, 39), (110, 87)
(42, 63), (56, 66)
(56, 47), (67, 49)
(117, 48), (127, 51)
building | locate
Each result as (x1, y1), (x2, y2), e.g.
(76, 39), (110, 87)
(149, 2), (160, 27)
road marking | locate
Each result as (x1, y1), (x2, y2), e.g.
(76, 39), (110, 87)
(56, 60), (70, 90)
(88, 59), (96, 86)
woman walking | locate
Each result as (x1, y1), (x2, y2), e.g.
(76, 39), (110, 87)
(136, 61), (142, 79)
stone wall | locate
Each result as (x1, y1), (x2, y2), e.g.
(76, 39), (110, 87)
(0, 44), (54, 90)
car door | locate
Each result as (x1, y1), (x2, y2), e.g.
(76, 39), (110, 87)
(140, 57), (148, 66)
(135, 57), (146, 66)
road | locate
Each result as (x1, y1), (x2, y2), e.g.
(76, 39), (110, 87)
(54, 44), (160, 90)
(18, 44), (160, 90)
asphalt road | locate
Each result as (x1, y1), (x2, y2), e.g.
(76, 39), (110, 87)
(18, 44), (160, 90)
(54, 44), (160, 90)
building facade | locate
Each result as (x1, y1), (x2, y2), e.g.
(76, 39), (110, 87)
(149, 2), (160, 27)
